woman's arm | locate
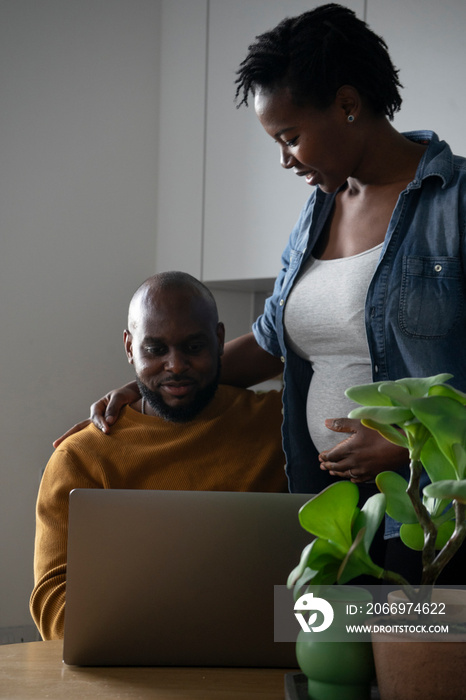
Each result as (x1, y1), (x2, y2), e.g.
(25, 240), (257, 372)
(221, 332), (284, 387)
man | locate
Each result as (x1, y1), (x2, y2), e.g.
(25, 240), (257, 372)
(30, 272), (286, 640)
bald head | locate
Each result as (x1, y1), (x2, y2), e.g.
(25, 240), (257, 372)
(128, 271), (218, 333)
(124, 272), (225, 422)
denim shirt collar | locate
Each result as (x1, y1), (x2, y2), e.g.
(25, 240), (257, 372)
(404, 130), (454, 190)
(299, 131), (453, 255)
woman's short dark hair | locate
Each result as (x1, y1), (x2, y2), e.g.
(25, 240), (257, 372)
(235, 3), (402, 120)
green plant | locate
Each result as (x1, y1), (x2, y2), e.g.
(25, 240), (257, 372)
(288, 373), (466, 606)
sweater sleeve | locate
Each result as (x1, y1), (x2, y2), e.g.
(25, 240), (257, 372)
(30, 446), (102, 640)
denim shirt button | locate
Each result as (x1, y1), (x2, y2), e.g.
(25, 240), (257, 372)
(280, 356), (285, 363)
(279, 299), (285, 306)
(374, 364), (379, 374)
(434, 264), (442, 272)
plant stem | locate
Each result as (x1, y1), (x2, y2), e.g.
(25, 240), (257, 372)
(382, 569), (431, 607)
(406, 457), (438, 582)
(382, 568), (411, 589)
(426, 501), (466, 582)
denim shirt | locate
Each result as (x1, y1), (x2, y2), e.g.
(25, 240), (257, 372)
(253, 132), (466, 536)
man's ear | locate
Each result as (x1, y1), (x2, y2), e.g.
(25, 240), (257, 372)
(123, 329), (134, 364)
(216, 322), (226, 356)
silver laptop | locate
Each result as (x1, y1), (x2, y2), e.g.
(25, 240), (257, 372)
(63, 488), (312, 667)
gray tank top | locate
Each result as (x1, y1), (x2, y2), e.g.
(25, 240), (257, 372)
(284, 243), (383, 454)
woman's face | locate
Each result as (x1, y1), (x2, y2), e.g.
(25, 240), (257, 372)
(254, 86), (359, 194)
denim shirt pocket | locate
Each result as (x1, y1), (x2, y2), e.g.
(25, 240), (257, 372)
(399, 256), (463, 338)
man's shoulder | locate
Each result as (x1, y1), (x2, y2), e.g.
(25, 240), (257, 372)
(52, 422), (107, 458)
(54, 407), (135, 455)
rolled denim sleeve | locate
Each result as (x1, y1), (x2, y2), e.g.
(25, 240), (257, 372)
(252, 247), (292, 358)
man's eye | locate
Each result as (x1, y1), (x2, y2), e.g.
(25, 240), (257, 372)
(146, 346), (166, 356)
(285, 136), (298, 147)
(186, 343), (205, 354)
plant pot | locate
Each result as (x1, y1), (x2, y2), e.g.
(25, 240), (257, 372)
(295, 586), (375, 700)
(372, 626), (466, 700)
(372, 591), (466, 700)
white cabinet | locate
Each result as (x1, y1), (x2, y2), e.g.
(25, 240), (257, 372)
(155, 0), (208, 278)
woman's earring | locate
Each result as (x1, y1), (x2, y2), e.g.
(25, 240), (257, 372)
(347, 114), (355, 123)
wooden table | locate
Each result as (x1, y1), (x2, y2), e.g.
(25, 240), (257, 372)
(0, 641), (292, 699)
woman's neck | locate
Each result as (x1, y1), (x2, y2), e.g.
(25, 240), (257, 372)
(347, 120), (427, 193)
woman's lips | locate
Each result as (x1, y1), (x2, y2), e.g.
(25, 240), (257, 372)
(295, 169), (318, 186)
(305, 171), (318, 186)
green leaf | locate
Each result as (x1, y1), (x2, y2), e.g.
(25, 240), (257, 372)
(288, 538), (345, 595)
(345, 382), (394, 406)
(360, 419), (409, 449)
(400, 519), (456, 552)
(377, 381), (413, 407)
(423, 492), (453, 519)
(298, 482), (359, 550)
(302, 563), (342, 588)
(290, 567), (314, 599)
(291, 565), (341, 597)
(423, 479), (466, 504)
(375, 471), (417, 524)
(452, 444), (466, 480)
(304, 539), (346, 587)
(305, 537), (346, 569)
(435, 520), (456, 549)
(338, 529), (384, 583)
(352, 493), (387, 554)
(420, 437), (457, 484)
(346, 375), (453, 409)
(411, 396), (466, 473)
(429, 383), (466, 405)
(348, 405), (413, 425)
(288, 539), (343, 584)
(400, 523), (424, 551)
(392, 374), (453, 397)
(287, 541), (315, 588)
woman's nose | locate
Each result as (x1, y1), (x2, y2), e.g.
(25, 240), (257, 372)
(280, 145), (296, 169)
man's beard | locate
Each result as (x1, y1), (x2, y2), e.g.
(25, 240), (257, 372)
(136, 361), (220, 423)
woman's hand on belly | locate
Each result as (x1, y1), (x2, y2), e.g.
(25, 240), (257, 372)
(318, 418), (408, 482)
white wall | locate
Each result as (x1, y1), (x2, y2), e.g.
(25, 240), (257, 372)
(0, 0), (161, 639)
(368, 0), (466, 155)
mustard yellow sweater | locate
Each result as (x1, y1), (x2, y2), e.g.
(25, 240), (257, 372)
(30, 386), (286, 640)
